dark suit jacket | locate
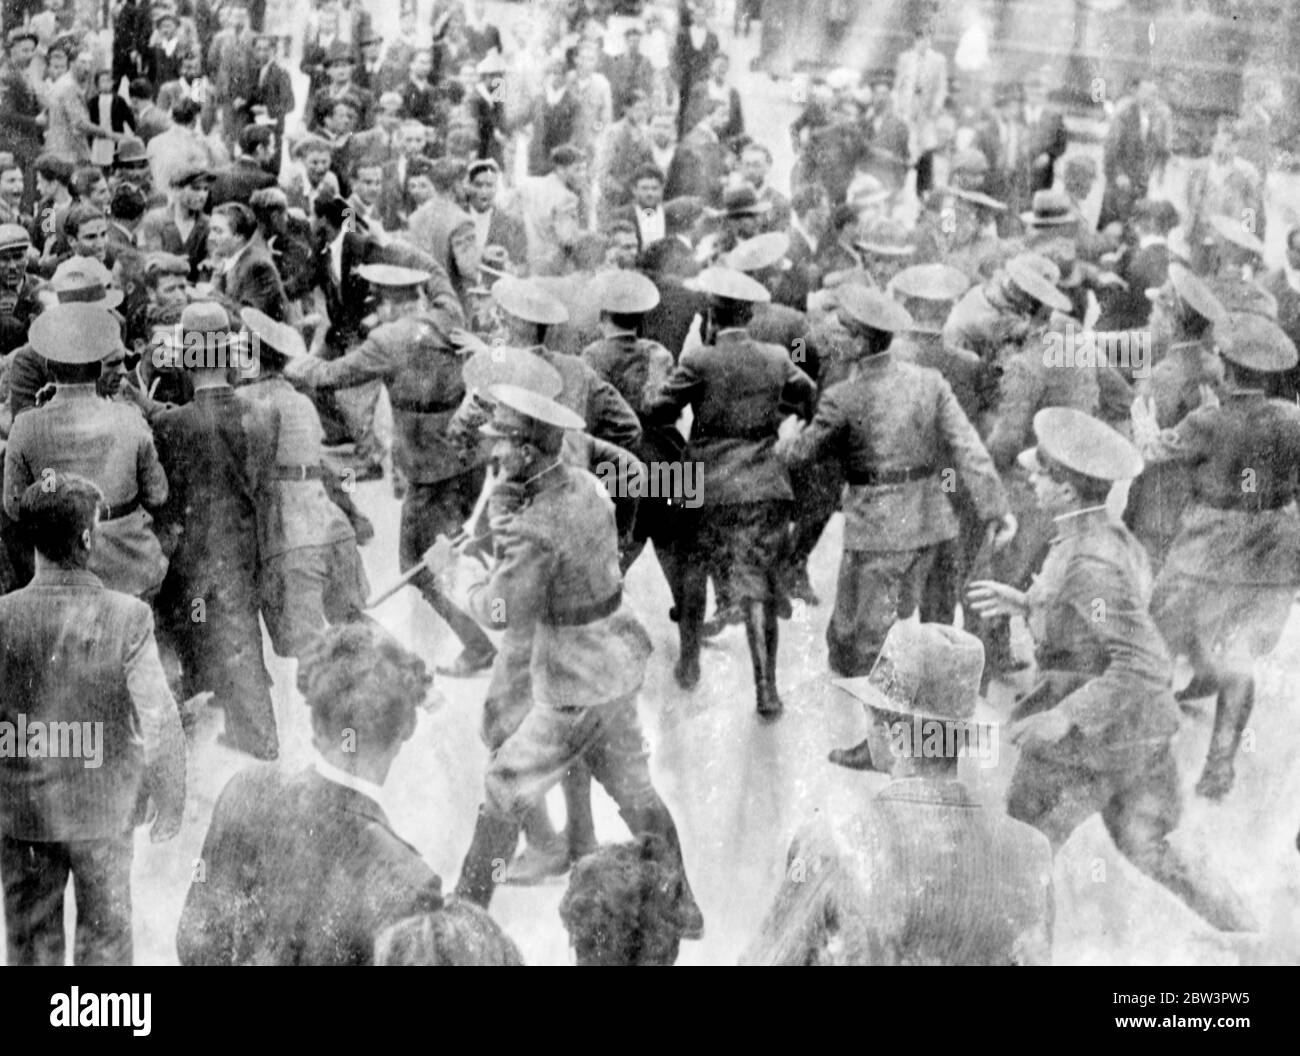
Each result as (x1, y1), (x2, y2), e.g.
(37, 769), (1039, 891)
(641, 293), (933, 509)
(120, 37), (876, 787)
(176, 765), (442, 965)
(642, 274), (705, 362)
(317, 230), (381, 351)
(208, 158), (279, 210)
(247, 62), (295, 137)
(0, 567), (184, 842)
(478, 206), (528, 271)
(87, 93), (135, 136)
(215, 242), (289, 321)
(603, 52), (655, 119)
(775, 226), (818, 311)
(683, 82), (744, 141)
(664, 126), (727, 205)
(1097, 240), (1169, 331)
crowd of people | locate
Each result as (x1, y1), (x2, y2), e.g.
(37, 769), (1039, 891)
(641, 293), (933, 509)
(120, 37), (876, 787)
(0, 0), (1297, 966)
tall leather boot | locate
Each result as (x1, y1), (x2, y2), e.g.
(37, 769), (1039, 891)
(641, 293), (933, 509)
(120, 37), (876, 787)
(456, 806), (521, 908)
(762, 598), (784, 718)
(744, 601), (783, 719)
(674, 563), (706, 689)
(505, 802), (569, 885)
(563, 761), (597, 861)
(1196, 675), (1255, 800)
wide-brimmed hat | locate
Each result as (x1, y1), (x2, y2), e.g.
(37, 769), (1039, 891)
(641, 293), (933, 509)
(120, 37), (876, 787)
(706, 185), (772, 220)
(685, 266), (770, 303)
(1216, 311), (1298, 373)
(724, 231), (790, 274)
(241, 306), (306, 361)
(115, 137), (149, 166)
(593, 270), (660, 314)
(1209, 214), (1265, 258)
(1020, 189), (1076, 229)
(30, 303), (123, 364)
(47, 256), (124, 309)
(1206, 277), (1277, 320)
(1005, 256), (1072, 313)
(946, 186), (1007, 212)
(858, 219), (915, 258)
(480, 383), (585, 440)
(836, 284), (914, 334)
(462, 344), (563, 396)
(491, 275), (570, 325)
(1018, 407), (1143, 482)
(834, 622), (985, 722)
(1147, 263), (1228, 328)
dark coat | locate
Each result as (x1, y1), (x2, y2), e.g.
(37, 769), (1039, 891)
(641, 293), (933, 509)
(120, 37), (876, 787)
(214, 242), (289, 322)
(207, 158), (278, 210)
(177, 765), (442, 965)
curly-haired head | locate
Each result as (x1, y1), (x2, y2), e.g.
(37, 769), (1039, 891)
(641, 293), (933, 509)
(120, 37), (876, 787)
(558, 835), (684, 966)
(296, 623), (433, 753)
(374, 900), (524, 966)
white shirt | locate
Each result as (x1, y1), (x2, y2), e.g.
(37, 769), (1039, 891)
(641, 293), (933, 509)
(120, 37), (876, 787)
(689, 25), (707, 49)
(791, 213), (819, 256)
(313, 755), (385, 807)
(470, 205), (493, 250)
(221, 241), (250, 275)
(329, 228), (346, 285)
(637, 204), (665, 244)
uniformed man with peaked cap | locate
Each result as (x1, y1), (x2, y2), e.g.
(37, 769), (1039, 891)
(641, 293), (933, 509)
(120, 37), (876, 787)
(646, 266), (817, 713)
(446, 383), (703, 937)
(786, 285), (1011, 741)
(4, 304), (169, 600)
(1127, 262), (1229, 569)
(968, 408), (1255, 932)
(236, 307), (368, 659)
(1138, 312), (1300, 800)
(284, 262), (498, 676)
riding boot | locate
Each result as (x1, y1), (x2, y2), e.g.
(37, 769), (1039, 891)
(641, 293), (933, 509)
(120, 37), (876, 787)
(562, 761), (598, 861)
(762, 598), (784, 717)
(455, 806), (521, 908)
(674, 562), (706, 689)
(1196, 675), (1255, 800)
(744, 601), (782, 718)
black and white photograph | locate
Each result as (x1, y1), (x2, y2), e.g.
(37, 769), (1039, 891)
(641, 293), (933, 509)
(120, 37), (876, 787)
(0, 0), (1295, 1012)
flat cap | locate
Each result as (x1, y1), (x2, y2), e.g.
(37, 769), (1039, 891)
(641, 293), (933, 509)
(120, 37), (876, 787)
(1216, 311), (1298, 372)
(463, 344), (563, 396)
(724, 231), (790, 273)
(891, 263), (970, 302)
(30, 303), (123, 364)
(241, 306), (306, 361)
(836, 284), (915, 333)
(481, 383), (585, 438)
(1021, 407), (1144, 482)
(491, 275), (570, 325)
(684, 266), (771, 303)
(356, 263), (430, 288)
(593, 270), (660, 314)
(0, 222), (32, 252)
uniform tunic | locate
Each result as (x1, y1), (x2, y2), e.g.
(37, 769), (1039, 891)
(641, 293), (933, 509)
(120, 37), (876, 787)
(3, 384), (169, 600)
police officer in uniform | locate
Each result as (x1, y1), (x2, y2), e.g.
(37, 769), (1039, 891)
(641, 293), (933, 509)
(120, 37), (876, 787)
(1136, 313), (1300, 799)
(445, 384), (703, 938)
(1126, 264), (1228, 570)
(285, 264), (498, 676)
(784, 285), (1012, 766)
(645, 266), (817, 715)
(969, 408), (1255, 932)
(237, 308), (368, 658)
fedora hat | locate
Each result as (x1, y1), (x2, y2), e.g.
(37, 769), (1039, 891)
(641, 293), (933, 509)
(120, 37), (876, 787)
(834, 622), (985, 723)
(46, 256), (124, 310)
(858, 219), (916, 258)
(706, 185), (772, 220)
(1020, 189), (1077, 228)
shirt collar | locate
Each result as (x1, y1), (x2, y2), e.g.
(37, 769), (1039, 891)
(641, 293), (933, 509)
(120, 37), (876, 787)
(313, 754), (386, 806)
(221, 242), (250, 274)
(1138, 233), (1166, 249)
(1050, 504), (1110, 540)
(877, 777), (975, 807)
(31, 567), (103, 589)
(50, 382), (100, 402)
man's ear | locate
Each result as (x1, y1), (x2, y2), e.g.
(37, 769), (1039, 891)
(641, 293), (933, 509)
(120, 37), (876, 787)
(80, 526), (94, 553)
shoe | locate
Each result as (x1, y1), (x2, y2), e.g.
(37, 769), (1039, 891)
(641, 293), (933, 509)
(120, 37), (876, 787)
(756, 684), (784, 719)
(436, 648), (496, 677)
(745, 601), (784, 719)
(673, 654), (700, 690)
(828, 738), (874, 770)
(504, 840), (571, 885)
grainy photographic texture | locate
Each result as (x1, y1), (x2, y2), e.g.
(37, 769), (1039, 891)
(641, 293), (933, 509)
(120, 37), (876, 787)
(0, 0), (1296, 979)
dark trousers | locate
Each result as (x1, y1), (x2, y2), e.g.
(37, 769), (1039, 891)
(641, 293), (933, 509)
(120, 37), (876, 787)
(1, 832), (134, 966)
(915, 150), (936, 197)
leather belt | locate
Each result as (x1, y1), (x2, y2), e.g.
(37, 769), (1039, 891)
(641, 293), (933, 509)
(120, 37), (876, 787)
(101, 496), (140, 521)
(390, 396), (461, 415)
(546, 588), (622, 627)
(271, 464), (325, 481)
(846, 465), (936, 487)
